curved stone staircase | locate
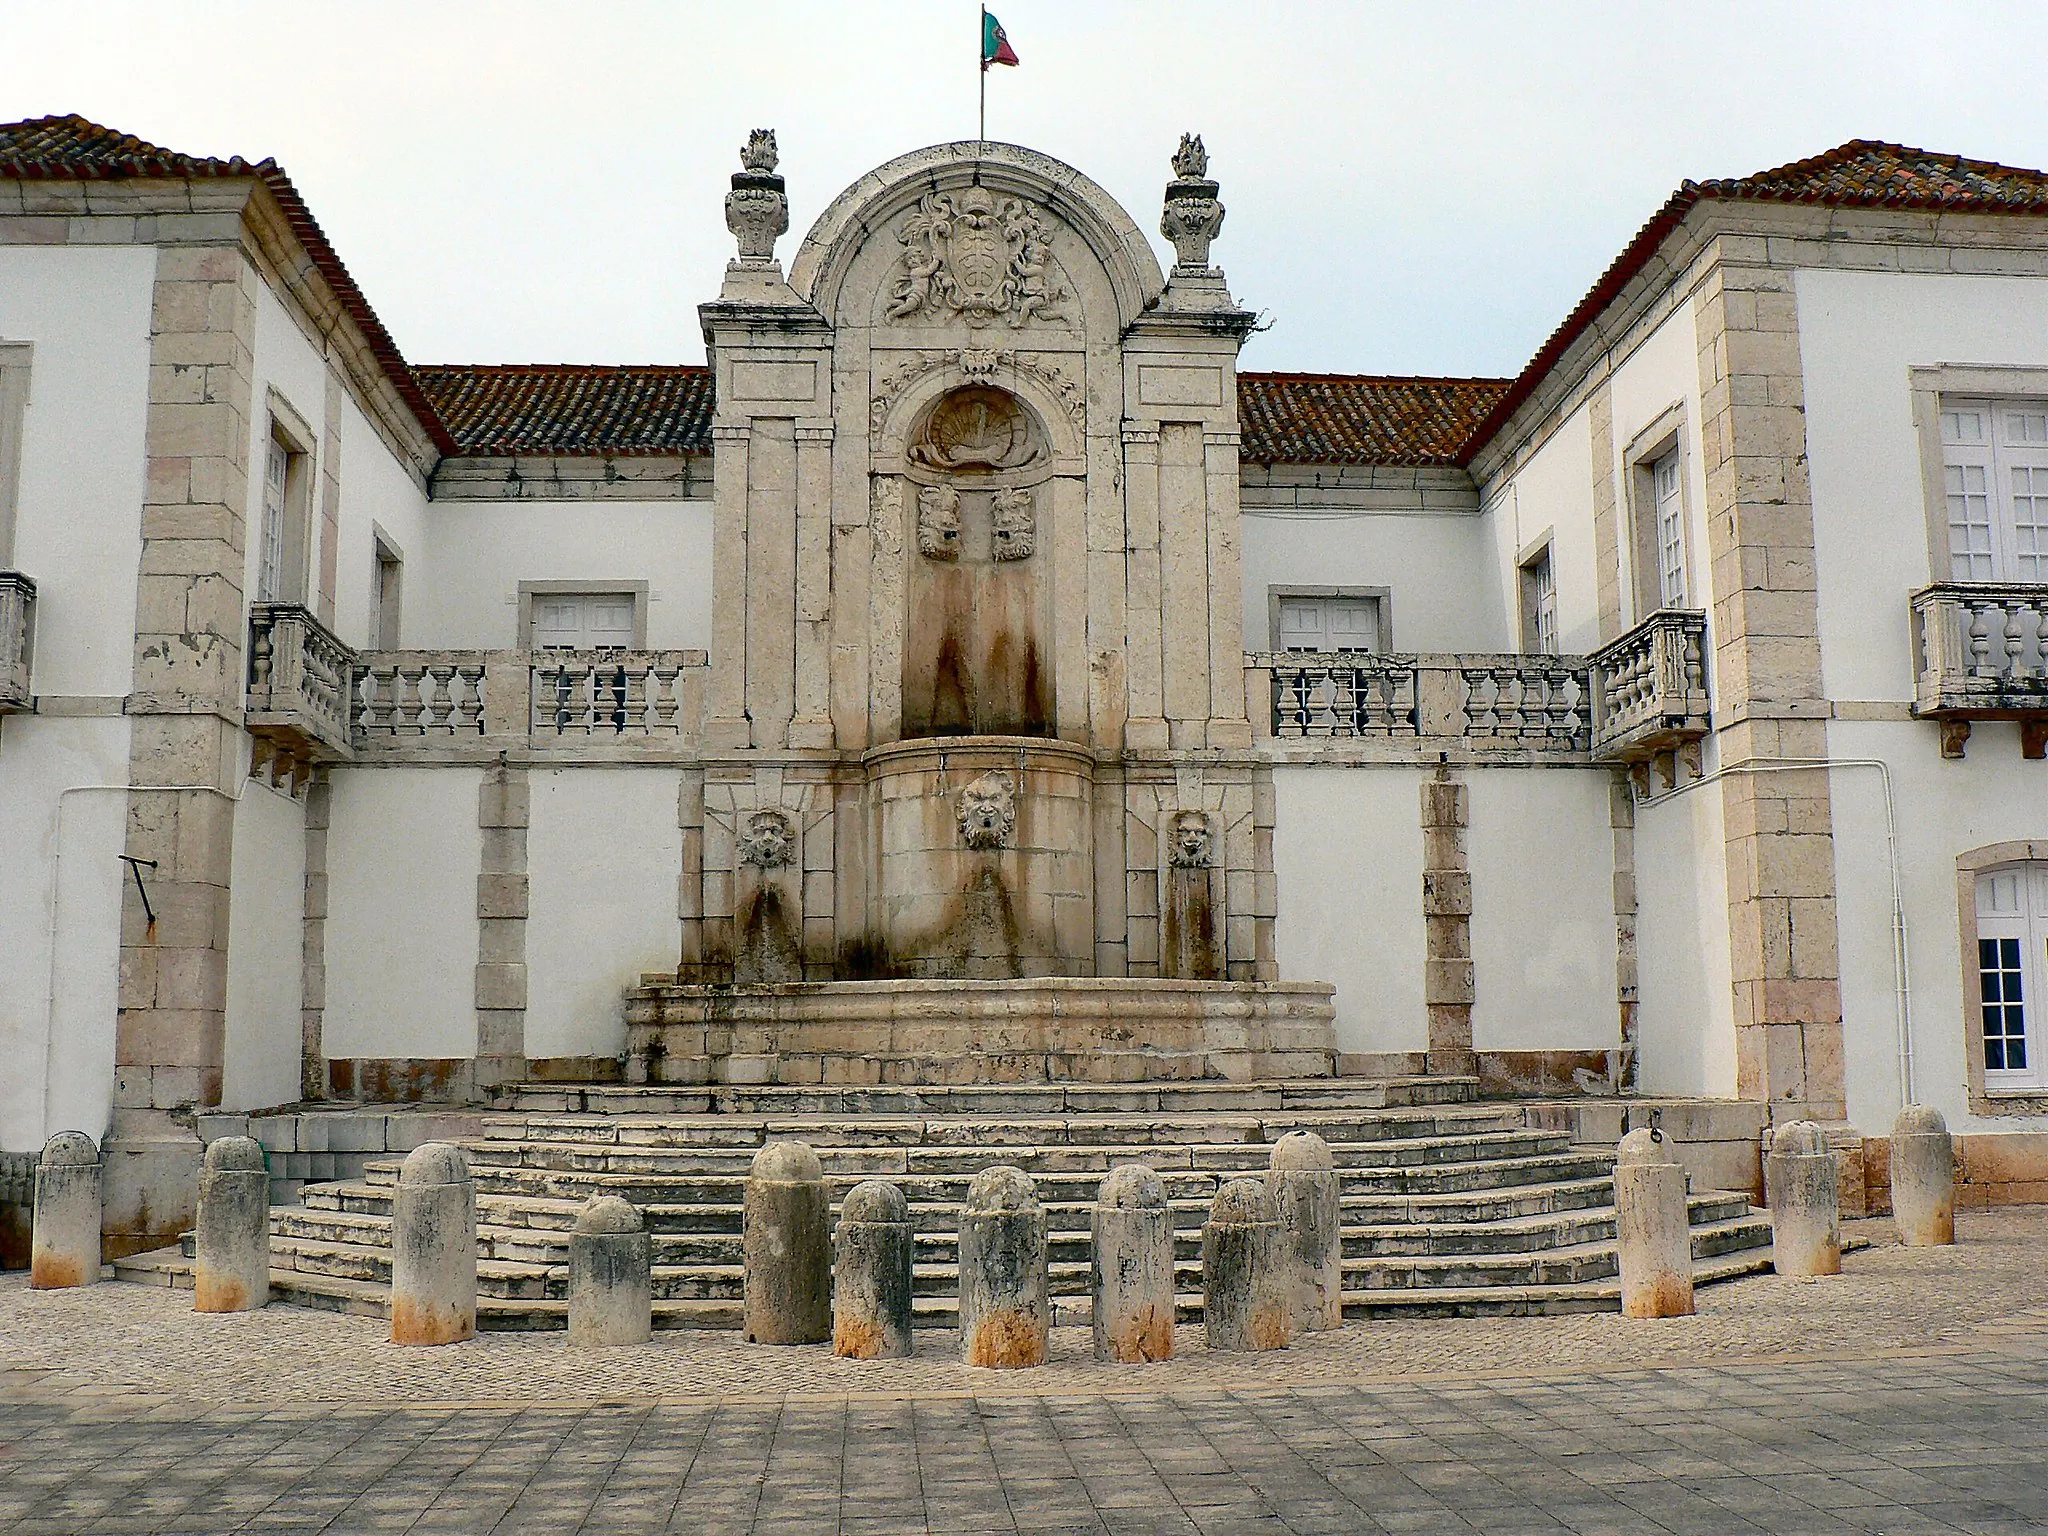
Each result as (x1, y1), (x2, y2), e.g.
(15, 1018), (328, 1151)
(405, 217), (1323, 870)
(116, 1077), (1779, 1327)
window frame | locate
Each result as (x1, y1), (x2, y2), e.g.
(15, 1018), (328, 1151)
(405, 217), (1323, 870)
(258, 391), (317, 606)
(369, 526), (404, 650)
(516, 581), (649, 650)
(1621, 405), (1694, 624)
(1911, 365), (2048, 584)
(0, 342), (29, 570)
(1958, 841), (2048, 1115)
(1265, 585), (1392, 654)
(1518, 533), (1558, 655)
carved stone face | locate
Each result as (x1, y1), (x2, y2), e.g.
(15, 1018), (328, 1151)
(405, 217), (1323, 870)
(738, 810), (795, 869)
(1169, 810), (1213, 869)
(957, 771), (1017, 851)
(991, 487), (1035, 561)
(916, 484), (961, 561)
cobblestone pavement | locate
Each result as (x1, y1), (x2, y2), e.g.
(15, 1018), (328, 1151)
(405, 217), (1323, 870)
(0, 1210), (2044, 1533)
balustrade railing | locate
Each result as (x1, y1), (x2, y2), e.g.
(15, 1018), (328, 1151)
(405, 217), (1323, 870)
(1458, 656), (1591, 749)
(1910, 583), (2048, 757)
(354, 656), (489, 738)
(247, 603), (356, 762)
(1258, 651), (1418, 737)
(1251, 650), (1594, 755)
(530, 651), (701, 736)
(1587, 609), (1711, 764)
(0, 571), (33, 712)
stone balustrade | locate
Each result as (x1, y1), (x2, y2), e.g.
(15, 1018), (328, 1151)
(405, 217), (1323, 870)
(1909, 582), (2048, 758)
(1587, 609), (1710, 766)
(246, 603), (356, 763)
(0, 570), (32, 712)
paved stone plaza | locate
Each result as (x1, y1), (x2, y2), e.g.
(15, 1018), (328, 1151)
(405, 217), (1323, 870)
(1, 1210), (2046, 1533)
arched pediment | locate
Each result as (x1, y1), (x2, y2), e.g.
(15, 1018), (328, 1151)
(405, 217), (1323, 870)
(788, 141), (1166, 334)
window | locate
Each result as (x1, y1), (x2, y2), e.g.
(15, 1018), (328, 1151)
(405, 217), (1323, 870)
(1977, 864), (2048, 1087)
(257, 408), (314, 604)
(1271, 590), (1385, 653)
(0, 342), (28, 569)
(1627, 427), (1692, 620)
(530, 591), (637, 650)
(369, 534), (402, 650)
(1520, 544), (1557, 655)
(1650, 448), (1687, 609)
(1940, 399), (2048, 581)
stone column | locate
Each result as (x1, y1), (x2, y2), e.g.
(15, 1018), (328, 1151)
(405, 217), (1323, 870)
(390, 1142), (477, 1346)
(1202, 1176), (1288, 1353)
(833, 1179), (915, 1360)
(1091, 1164), (1175, 1363)
(1268, 1132), (1342, 1333)
(1764, 1122), (1841, 1278)
(569, 1195), (652, 1346)
(1612, 1128), (1695, 1319)
(1421, 769), (1475, 1077)
(193, 1135), (270, 1313)
(30, 1132), (101, 1290)
(958, 1165), (1049, 1369)
(1890, 1105), (1956, 1248)
(742, 1141), (831, 1345)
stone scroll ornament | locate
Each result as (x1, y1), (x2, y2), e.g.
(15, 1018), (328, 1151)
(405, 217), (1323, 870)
(957, 771), (1017, 850)
(737, 809), (796, 869)
(1160, 133), (1225, 273)
(725, 129), (789, 264)
(886, 188), (1069, 327)
(1168, 809), (1214, 868)
(916, 484), (962, 561)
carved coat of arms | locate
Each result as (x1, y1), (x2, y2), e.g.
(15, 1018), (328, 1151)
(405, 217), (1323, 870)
(886, 189), (1069, 328)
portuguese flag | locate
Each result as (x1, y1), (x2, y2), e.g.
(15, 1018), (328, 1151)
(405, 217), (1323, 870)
(982, 9), (1019, 69)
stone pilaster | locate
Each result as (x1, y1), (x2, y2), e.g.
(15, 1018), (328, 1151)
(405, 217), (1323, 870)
(475, 763), (529, 1088)
(1693, 247), (1845, 1124)
(300, 772), (331, 1100)
(1420, 769), (1475, 1077)
(1610, 772), (1641, 1091)
(106, 239), (259, 1257)
(316, 367), (342, 626)
(1588, 380), (1624, 641)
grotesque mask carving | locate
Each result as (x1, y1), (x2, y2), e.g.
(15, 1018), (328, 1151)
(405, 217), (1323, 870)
(957, 771), (1017, 851)
(1169, 810), (1214, 869)
(916, 484), (961, 561)
(738, 809), (796, 869)
(991, 487), (1034, 561)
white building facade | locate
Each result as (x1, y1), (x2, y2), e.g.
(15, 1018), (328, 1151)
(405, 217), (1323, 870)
(3, 117), (2047, 1255)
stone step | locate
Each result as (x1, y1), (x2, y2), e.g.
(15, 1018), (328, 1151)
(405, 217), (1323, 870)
(493, 1077), (1479, 1118)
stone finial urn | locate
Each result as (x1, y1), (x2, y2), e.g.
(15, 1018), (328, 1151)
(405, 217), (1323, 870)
(725, 129), (789, 265)
(1160, 132), (1224, 273)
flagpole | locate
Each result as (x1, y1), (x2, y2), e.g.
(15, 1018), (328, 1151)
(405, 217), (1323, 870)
(978, 4), (987, 145)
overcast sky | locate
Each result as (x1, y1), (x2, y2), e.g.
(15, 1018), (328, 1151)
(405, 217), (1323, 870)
(6, 2), (2046, 378)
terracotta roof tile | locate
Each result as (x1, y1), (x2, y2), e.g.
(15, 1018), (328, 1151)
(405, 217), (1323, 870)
(412, 364), (715, 456)
(1236, 373), (1511, 466)
(0, 115), (457, 454)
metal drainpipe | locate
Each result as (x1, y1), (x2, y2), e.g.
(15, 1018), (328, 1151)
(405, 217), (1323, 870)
(1634, 756), (1915, 1113)
(39, 781), (245, 1145)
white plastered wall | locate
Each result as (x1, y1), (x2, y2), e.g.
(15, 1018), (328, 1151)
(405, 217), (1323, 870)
(1272, 766), (1426, 1055)
(1467, 769), (1618, 1052)
(1632, 783), (1737, 1097)
(1239, 508), (1505, 653)
(0, 244), (154, 1151)
(525, 768), (685, 1060)
(407, 501), (714, 651)
(323, 768), (481, 1060)
(220, 776), (306, 1111)
(1479, 404), (1598, 654)
(1797, 267), (2048, 1133)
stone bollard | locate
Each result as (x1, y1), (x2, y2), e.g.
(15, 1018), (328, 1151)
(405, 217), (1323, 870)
(1202, 1177), (1289, 1353)
(194, 1136), (271, 1313)
(1269, 1131), (1343, 1333)
(1764, 1122), (1842, 1279)
(1091, 1164), (1174, 1363)
(1891, 1105), (1956, 1247)
(30, 1132), (101, 1290)
(569, 1195), (652, 1346)
(958, 1165), (1049, 1368)
(833, 1179), (915, 1360)
(390, 1142), (477, 1345)
(743, 1141), (831, 1345)
(1612, 1127), (1695, 1319)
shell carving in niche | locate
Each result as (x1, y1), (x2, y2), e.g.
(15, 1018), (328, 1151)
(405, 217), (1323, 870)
(908, 387), (1040, 473)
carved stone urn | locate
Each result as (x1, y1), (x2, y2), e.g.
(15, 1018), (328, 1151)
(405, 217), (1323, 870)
(1160, 133), (1224, 274)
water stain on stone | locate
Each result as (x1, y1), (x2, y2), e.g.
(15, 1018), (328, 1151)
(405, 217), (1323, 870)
(833, 1315), (886, 1359)
(28, 1254), (83, 1289)
(1106, 1303), (1174, 1363)
(967, 1307), (1046, 1368)
(735, 884), (803, 985)
(391, 1295), (472, 1346)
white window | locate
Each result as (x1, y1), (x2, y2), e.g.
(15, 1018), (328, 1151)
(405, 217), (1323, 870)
(258, 433), (289, 603)
(530, 591), (637, 650)
(1521, 545), (1558, 655)
(1977, 863), (2048, 1087)
(0, 342), (28, 568)
(1275, 593), (1382, 653)
(369, 536), (402, 650)
(1651, 448), (1687, 609)
(1941, 399), (2048, 581)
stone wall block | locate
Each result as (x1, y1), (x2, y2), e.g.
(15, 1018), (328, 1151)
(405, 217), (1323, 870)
(193, 1135), (270, 1313)
(30, 1133), (102, 1289)
(958, 1165), (1049, 1369)
(742, 1142), (831, 1345)
(1891, 1106), (1956, 1247)
(1269, 1133), (1343, 1333)
(568, 1195), (652, 1346)
(832, 1180), (915, 1360)
(1202, 1177), (1289, 1353)
(1091, 1164), (1175, 1363)
(1612, 1129), (1695, 1319)
(390, 1143), (476, 1346)
(1764, 1123), (1842, 1278)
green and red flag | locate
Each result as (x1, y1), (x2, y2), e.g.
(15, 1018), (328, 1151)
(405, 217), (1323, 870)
(982, 9), (1019, 69)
